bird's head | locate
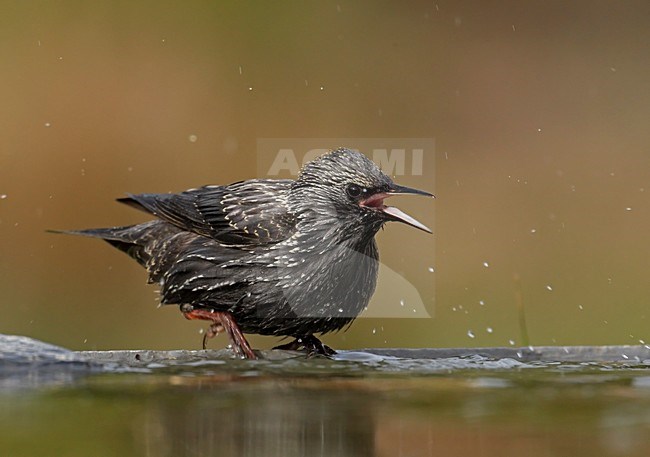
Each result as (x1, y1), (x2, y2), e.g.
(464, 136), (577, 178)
(290, 148), (433, 236)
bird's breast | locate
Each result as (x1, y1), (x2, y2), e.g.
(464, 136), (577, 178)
(271, 238), (380, 320)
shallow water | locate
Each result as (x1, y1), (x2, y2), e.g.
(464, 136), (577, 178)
(2, 351), (650, 457)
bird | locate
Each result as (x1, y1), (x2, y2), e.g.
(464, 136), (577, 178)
(55, 148), (433, 359)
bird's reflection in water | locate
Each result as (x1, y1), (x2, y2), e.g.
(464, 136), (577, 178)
(138, 379), (375, 457)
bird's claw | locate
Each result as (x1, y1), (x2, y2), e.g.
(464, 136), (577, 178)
(181, 305), (257, 359)
(202, 323), (225, 349)
(273, 335), (336, 357)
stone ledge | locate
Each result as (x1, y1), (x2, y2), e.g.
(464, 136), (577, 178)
(3, 334), (649, 369)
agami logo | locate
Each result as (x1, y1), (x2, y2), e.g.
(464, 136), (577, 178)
(257, 138), (435, 179)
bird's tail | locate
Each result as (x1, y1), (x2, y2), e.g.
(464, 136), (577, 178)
(47, 226), (134, 240)
(48, 221), (171, 268)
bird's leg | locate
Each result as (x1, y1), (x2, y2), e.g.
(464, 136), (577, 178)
(180, 304), (257, 359)
(273, 334), (336, 357)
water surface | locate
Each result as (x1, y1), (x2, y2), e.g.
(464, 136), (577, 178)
(2, 352), (649, 456)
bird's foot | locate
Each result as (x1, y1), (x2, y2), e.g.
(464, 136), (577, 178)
(202, 323), (225, 350)
(181, 304), (257, 360)
(273, 334), (336, 357)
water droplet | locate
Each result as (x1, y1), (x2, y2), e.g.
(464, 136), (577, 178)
(0, 194), (6, 199)
(537, 128), (542, 132)
(578, 304), (584, 310)
(467, 330), (475, 338)
(319, 86), (325, 91)
(486, 327), (493, 333)
(482, 261), (489, 268)
(188, 134), (198, 143)
(530, 228), (537, 234)
(508, 339), (515, 346)
(399, 299), (405, 307)
(44, 122), (51, 127)
(428, 267), (434, 273)
(248, 87), (253, 91)
(625, 207), (632, 211)
(479, 300), (485, 306)
(545, 285), (553, 291)
(372, 328), (376, 334)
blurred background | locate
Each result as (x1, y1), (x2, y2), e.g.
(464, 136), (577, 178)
(1, 0), (649, 351)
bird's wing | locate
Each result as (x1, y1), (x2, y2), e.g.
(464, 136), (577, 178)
(118, 179), (295, 245)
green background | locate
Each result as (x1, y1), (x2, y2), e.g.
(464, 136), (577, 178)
(1, 0), (649, 351)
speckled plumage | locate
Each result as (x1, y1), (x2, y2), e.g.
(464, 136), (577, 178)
(63, 148), (433, 357)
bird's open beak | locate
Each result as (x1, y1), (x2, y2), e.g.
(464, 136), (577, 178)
(360, 184), (434, 234)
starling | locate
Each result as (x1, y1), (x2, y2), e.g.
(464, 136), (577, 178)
(57, 148), (433, 359)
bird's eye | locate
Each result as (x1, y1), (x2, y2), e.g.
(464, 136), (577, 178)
(346, 184), (364, 198)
